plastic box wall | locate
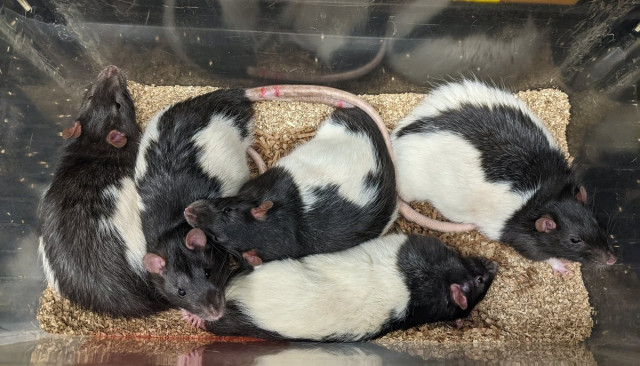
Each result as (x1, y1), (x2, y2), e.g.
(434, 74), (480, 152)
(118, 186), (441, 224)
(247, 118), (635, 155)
(0, 1), (638, 365)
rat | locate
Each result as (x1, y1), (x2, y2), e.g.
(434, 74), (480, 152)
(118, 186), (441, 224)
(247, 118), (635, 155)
(135, 88), (254, 322)
(183, 105), (398, 264)
(390, 79), (617, 276)
(186, 233), (497, 342)
(38, 65), (170, 316)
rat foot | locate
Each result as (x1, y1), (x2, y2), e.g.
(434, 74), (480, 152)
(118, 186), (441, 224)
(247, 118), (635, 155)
(181, 309), (206, 330)
(546, 258), (573, 277)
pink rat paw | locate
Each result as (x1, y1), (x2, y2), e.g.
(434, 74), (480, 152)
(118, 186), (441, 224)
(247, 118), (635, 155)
(546, 258), (574, 277)
(177, 347), (204, 366)
(181, 309), (206, 330)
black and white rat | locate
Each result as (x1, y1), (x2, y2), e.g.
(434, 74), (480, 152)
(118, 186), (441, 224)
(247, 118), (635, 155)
(38, 65), (168, 316)
(390, 79), (617, 275)
(189, 233), (497, 342)
(135, 88), (254, 322)
(183, 106), (398, 264)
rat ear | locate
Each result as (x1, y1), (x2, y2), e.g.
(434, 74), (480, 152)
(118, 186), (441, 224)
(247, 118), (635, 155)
(107, 129), (128, 148)
(62, 121), (82, 139)
(143, 253), (166, 274)
(450, 284), (468, 310)
(242, 250), (263, 268)
(185, 228), (207, 250)
(535, 216), (557, 233)
(576, 186), (588, 203)
(250, 201), (273, 221)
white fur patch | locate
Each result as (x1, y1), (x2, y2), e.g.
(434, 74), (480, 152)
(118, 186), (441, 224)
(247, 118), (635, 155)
(192, 114), (252, 196)
(38, 236), (60, 293)
(135, 107), (166, 181)
(395, 80), (558, 149)
(226, 234), (411, 341)
(392, 132), (534, 239)
(276, 119), (378, 209)
(101, 179), (147, 276)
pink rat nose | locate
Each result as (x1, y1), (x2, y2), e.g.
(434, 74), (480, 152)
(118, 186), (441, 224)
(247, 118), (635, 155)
(105, 65), (119, 77)
(606, 253), (617, 265)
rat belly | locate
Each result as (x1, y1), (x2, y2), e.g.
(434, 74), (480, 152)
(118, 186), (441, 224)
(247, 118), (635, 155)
(394, 132), (532, 240)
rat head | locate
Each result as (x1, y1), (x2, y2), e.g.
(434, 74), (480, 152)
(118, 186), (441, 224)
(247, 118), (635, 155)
(447, 255), (498, 319)
(400, 236), (497, 323)
(63, 65), (139, 148)
(528, 185), (616, 266)
(142, 228), (230, 321)
(184, 197), (274, 248)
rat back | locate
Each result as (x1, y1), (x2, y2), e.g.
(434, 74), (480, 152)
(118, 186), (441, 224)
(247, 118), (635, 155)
(391, 80), (569, 240)
(275, 107), (398, 254)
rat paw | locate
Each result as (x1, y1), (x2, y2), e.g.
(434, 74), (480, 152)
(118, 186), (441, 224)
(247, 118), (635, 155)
(177, 347), (204, 366)
(546, 258), (574, 277)
(181, 309), (206, 330)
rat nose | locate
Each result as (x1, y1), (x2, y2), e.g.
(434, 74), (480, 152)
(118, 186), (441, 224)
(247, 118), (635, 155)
(105, 65), (120, 77)
(606, 253), (617, 265)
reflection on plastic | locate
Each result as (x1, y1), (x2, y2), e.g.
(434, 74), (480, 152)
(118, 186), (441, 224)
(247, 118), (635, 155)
(24, 336), (599, 366)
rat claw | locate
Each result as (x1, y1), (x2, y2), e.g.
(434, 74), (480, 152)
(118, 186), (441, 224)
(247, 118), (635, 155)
(181, 309), (206, 330)
(546, 258), (574, 277)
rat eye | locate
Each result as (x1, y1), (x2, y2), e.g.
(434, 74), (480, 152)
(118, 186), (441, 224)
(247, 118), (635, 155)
(222, 207), (231, 214)
(178, 288), (186, 297)
(475, 276), (484, 285)
(87, 95), (93, 100)
(115, 102), (121, 110)
(570, 237), (582, 244)
(204, 269), (211, 278)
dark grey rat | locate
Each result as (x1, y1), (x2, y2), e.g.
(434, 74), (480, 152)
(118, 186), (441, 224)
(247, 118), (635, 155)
(183, 105), (398, 265)
(390, 79), (617, 276)
(38, 65), (169, 316)
(186, 233), (497, 342)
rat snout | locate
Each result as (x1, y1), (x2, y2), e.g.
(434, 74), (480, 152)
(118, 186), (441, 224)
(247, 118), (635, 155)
(201, 290), (225, 321)
(184, 200), (209, 227)
(479, 257), (499, 276)
(97, 65), (120, 80)
(96, 65), (126, 90)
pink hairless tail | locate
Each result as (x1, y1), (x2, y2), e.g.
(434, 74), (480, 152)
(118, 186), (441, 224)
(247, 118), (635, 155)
(244, 85), (476, 233)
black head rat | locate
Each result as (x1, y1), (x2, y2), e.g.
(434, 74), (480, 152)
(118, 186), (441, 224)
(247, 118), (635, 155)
(38, 65), (169, 316)
(194, 233), (497, 342)
(390, 79), (616, 276)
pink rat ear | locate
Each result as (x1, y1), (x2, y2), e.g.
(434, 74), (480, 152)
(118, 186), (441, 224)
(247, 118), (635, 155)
(143, 253), (166, 274)
(250, 201), (274, 221)
(62, 121), (82, 139)
(107, 129), (127, 148)
(185, 228), (207, 250)
(450, 284), (468, 310)
(535, 215), (557, 233)
(576, 186), (588, 203)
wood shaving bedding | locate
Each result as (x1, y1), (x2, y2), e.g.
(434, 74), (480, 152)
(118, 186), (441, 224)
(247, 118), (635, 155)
(37, 83), (590, 346)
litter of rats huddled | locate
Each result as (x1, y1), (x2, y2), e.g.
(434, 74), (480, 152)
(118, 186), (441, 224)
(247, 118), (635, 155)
(37, 66), (606, 344)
